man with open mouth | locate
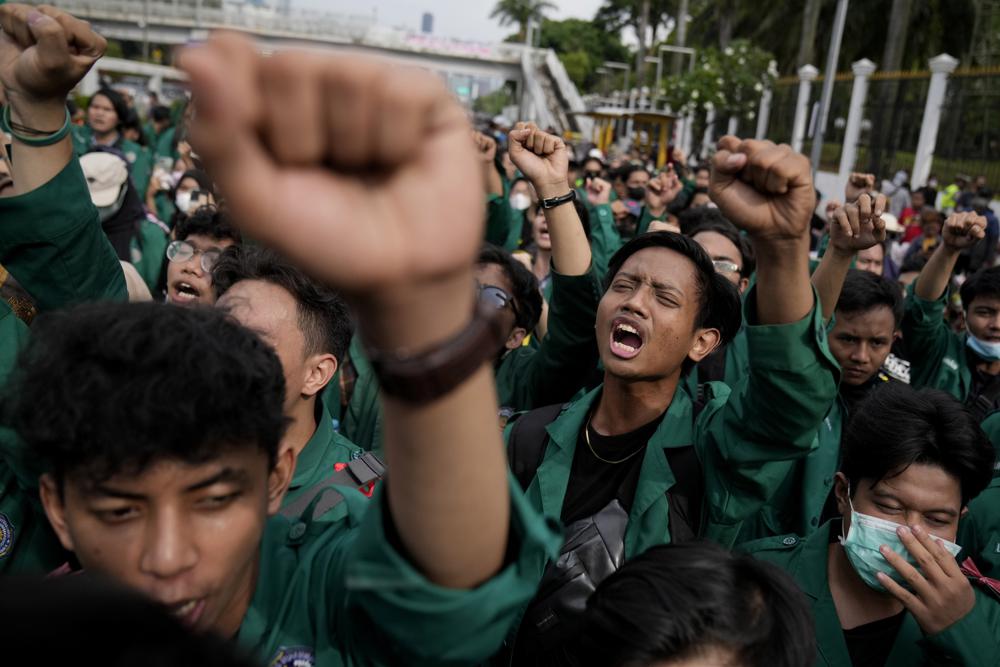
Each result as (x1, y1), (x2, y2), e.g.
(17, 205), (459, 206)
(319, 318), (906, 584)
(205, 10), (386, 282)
(499, 132), (840, 664)
(164, 206), (241, 306)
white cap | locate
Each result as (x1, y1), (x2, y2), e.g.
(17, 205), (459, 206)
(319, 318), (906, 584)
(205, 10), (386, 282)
(80, 152), (128, 207)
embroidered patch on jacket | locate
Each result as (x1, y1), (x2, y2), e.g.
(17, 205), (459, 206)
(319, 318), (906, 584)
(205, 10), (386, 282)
(0, 513), (14, 558)
(268, 646), (315, 667)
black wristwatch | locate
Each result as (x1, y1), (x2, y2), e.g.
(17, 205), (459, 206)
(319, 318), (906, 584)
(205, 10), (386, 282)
(540, 189), (577, 209)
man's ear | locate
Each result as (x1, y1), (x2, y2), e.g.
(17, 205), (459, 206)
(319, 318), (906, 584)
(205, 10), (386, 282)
(686, 327), (722, 365)
(893, 329), (902, 342)
(833, 472), (851, 516)
(39, 474), (76, 553)
(266, 447), (296, 516)
(505, 326), (527, 351)
(738, 277), (750, 295)
(301, 353), (338, 399)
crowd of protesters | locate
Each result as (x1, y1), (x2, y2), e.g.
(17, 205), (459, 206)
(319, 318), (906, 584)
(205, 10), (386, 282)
(0, 4), (999, 666)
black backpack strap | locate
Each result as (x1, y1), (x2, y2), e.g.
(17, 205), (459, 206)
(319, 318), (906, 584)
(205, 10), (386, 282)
(278, 452), (386, 520)
(507, 403), (567, 491)
(968, 374), (1000, 422)
(663, 384), (710, 542)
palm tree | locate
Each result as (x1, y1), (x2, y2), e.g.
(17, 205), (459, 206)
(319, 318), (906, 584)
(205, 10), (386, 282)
(490, 0), (557, 43)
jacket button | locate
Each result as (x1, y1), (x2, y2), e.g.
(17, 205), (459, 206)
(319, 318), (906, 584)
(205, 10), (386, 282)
(289, 522), (306, 540)
(782, 536), (798, 546)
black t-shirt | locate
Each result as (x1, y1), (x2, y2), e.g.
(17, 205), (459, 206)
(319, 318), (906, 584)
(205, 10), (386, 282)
(560, 412), (665, 525)
(844, 611), (905, 667)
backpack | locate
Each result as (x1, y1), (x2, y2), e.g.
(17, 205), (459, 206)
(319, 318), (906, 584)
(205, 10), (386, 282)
(278, 451), (386, 520)
(503, 391), (707, 664)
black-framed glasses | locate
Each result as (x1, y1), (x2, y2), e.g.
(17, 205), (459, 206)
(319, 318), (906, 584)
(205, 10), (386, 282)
(478, 284), (520, 322)
(166, 240), (222, 272)
(712, 260), (741, 275)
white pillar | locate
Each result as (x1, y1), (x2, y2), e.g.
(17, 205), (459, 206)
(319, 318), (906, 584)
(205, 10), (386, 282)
(792, 64), (819, 154)
(701, 107), (716, 157)
(726, 115), (739, 136)
(681, 110), (695, 157)
(755, 85), (772, 139)
(912, 53), (959, 189)
(838, 58), (877, 183)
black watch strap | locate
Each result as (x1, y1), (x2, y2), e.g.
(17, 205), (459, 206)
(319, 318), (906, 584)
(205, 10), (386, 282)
(540, 189), (577, 209)
(366, 302), (508, 405)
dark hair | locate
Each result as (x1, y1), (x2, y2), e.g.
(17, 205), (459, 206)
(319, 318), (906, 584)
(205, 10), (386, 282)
(836, 269), (904, 327)
(91, 88), (128, 128)
(568, 541), (815, 667)
(615, 163), (648, 184)
(0, 574), (259, 667)
(686, 215), (756, 278)
(478, 243), (543, 332)
(173, 205), (241, 245)
(213, 245), (354, 361)
(1, 302), (288, 484)
(960, 266), (1000, 310)
(899, 253), (927, 275)
(122, 108), (145, 146)
(605, 232), (743, 373)
(841, 384), (994, 507)
(151, 105), (172, 124)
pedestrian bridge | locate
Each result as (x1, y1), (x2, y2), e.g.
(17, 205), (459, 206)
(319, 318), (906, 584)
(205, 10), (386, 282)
(30, 0), (590, 135)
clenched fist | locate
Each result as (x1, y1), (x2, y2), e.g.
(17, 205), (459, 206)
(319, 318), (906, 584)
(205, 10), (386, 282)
(709, 137), (815, 243)
(507, 122), (569, 200)
(942, 211), (987, 252)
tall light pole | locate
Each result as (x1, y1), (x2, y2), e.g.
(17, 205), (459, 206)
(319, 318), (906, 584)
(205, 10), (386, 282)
(653, 45), (695, 110)
(809, 0), (849, 174)
(604, 61), (630, 108)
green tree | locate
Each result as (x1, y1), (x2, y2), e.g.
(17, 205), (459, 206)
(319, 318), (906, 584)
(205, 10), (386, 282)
(528, 18), (630, 90)
(490, 0), (556, 42)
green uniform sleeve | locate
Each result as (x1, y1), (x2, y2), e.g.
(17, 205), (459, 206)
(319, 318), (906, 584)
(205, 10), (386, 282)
(484, 169), (519, 252)
(498, 266), (602, 411)
(699, 286), (840, 546)
(589, 203), (623, 283)
(126, 143), (152, 199)
(0, 158), (126, 311)
(917, 590), (1000, 665)
(129, 218), (169, 293)
(901, 280), (963, 395)
(343, 475), (561, 665)
(959, 477), (1000, 578)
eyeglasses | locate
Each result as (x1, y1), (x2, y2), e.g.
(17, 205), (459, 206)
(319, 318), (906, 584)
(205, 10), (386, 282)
(712, 260), (741, 275)
(166, 240), (222, 272)
(478, 284), (520, 322)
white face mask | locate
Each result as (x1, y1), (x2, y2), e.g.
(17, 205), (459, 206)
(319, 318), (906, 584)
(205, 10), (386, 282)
(509, 192), (532, 211)
(175, 190), (193, 214)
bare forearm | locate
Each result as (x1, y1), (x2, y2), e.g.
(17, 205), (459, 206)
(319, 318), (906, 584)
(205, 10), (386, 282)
(357, 272), (509, 588)
(915, 245), (961, 301)
(811, 247), (854, 320)
(537, 182), (591, 276)
(484, 163), (502, 197)
(753, 237), (814, 324)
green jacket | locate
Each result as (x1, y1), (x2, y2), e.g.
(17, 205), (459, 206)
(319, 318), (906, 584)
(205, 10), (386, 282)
(958, 413), (1000, 578)
(129, 215), (170, 294)
(238, 476), (561, 665)
(587, 202), (624, 285)
(680, 326), (750, 397)
(484, 170), (520, 253)
(510, 286), (839, 555)
(902, 283), (972, 402)
(71, 124), (153, 197)
(151, 125), (178, 166)
(747, 521), (1000, 666)
(283, 405), (365, 509)
(327, 267), (603, 455)
(0, 158), (127, 573)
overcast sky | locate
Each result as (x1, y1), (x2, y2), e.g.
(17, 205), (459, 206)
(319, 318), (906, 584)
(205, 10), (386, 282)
(293, 0), (606, 43)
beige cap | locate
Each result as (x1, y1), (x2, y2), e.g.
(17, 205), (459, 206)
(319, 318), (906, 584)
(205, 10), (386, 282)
(80, 152), (128, 207)
(881, 212), (903, 234)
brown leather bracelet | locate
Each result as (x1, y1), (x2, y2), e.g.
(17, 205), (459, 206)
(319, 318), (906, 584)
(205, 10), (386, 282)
(365, 301), (509, 405)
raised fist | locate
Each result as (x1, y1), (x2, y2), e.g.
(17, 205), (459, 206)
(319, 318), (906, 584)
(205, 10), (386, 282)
(645, 166), (682, 212)
(0, 4), (105, 109)
(177, 33), (482, 296)
(586, 176), (611, 206)
(942, 211), (987, 252)
(829, 193), (887, 254)
(507, 122), (569, 199)
(709, 136), (815, 242)
(845, 172), (876, 204)
(474, 131), (497, 164)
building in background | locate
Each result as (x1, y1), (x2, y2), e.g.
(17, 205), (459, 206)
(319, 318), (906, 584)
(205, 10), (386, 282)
(422, 12), (434, 34)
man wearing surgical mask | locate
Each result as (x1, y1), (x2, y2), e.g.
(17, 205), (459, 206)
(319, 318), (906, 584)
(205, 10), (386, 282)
(79, 150), (145, 261)
(744, 384), (1000, 666)
(903, 212), (1000, 422)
